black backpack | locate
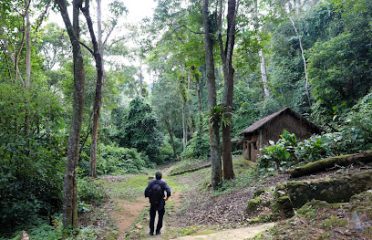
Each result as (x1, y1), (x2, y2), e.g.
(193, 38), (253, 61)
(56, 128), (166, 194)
(149, 182), (163, 205)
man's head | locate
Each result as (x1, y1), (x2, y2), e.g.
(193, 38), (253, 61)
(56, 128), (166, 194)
(155, 171), (162, 180)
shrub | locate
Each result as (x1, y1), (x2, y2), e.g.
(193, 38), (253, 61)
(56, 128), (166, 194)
(112, 98), (163, 163)
(258, 131), (335, 173)
(181, 132), (210, 159)
(258, 131), (297, 172)
(97, 144), (149, 175)
(28, 222), (63, 240)
(0, 83), (64, 234)
(158, 140), (175, 163)
(295, 135), (334, 162)
(341, 92), (372, 152)
(77, 177), (105, 206)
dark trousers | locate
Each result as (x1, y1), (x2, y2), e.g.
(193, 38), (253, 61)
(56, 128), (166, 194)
(149, 205), (165, 233)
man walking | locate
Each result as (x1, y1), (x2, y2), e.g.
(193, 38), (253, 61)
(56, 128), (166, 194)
(144, 171), (171, 235)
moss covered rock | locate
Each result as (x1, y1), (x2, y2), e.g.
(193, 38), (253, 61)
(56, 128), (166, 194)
(280, 170), (372, 208)
(247, 197), (262, 212)
(274, 195), (294, 218)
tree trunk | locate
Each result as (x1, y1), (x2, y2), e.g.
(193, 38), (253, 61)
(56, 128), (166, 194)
(288, 15), (311, 108)
(96, 0), (102, 55)
(24, 0), (32, 150)
(14, 3), (27, 85)
(258, 49), (270, 98)
(221, 0), (237, 180)
(56, 0), (86, 230)
(186, 70), (193, 139)
(25, 0), (31, 88)
(194, 67), (203, 135)
(164, 118), (177, 158)
(182, 105), (187, 149)
(81, 0), (104, 178)
(253, 0), (270, 99)
(203, 0), (222, 189)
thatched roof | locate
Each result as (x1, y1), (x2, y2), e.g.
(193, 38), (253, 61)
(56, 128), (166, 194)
(240, 107), (321, 136)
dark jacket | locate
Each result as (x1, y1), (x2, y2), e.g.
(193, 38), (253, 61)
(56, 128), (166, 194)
(144, 179), (171, 209)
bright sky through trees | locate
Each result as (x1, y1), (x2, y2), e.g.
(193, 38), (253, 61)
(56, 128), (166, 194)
(48, 0), (156, 83)
(125, 0), (156, 24)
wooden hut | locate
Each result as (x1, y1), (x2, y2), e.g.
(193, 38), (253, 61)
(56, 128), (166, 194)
(240, 108), (321, 161)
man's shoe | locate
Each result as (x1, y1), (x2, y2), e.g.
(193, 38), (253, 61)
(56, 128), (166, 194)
(155, 230), (161, 235)
(149, 231), (154, 236)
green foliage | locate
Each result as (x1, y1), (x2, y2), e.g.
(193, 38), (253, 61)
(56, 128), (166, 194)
(112, 98), (163, 163)
(0, 83), (64, 233)
(212, 158), (258, 196)
(97, 144), (149, 175)
(0, 217), (64, 240)
(247, 197), (261, 212)
(158, 140), (176, 162)
(296, 202), (318, 220)
(77, 177), (106, 206)
(295, 135), (333, 162)
(321, 216), (348, 230)
(258, 131), (298, 172)
(182, 131), (210, 159)
(343, 92), (372, 149)
(258, 130), (339, 173)
(27, 221), (63, 240)
(308, 1), (372, 124)
(150, 71), (183, 158)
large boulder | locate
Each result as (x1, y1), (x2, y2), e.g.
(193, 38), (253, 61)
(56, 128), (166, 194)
(276, 170), (372, 209)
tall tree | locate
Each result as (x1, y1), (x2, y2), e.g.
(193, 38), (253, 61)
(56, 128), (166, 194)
(286, 0), (311, 107)
(80, 0), (104, 178)
(55, 0), (86, 229)
(84, 0), (126, 178)
(203, 0), (222, 189)
(25, 0), (31, 88)
(219, 0), (238, 180)
(253, 0), (270, 99)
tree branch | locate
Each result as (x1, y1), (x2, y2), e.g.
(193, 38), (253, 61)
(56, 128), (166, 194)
(34, 0), (52, 32)
(179, 24), (205, 35)
(79, 41), (94, 55)
(102, 22), (117, 48)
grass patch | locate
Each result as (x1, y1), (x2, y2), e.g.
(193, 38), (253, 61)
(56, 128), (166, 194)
(98, 175), (150, 201)
(296, 202), (318, 220)
(248, 214), (274, 224)
(213, 164), (257, 196)
(165, 176), (186, 193)
(162, 225), (216, 239)
(169, 159), (210, 176)
(321, 216), (348, 230)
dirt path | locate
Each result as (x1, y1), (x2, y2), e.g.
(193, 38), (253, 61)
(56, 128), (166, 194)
(104, 169), (181, 240)
(112, 197), (148, 240)
(173, 222), (275, 240)
(135, 190), (183, 239)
